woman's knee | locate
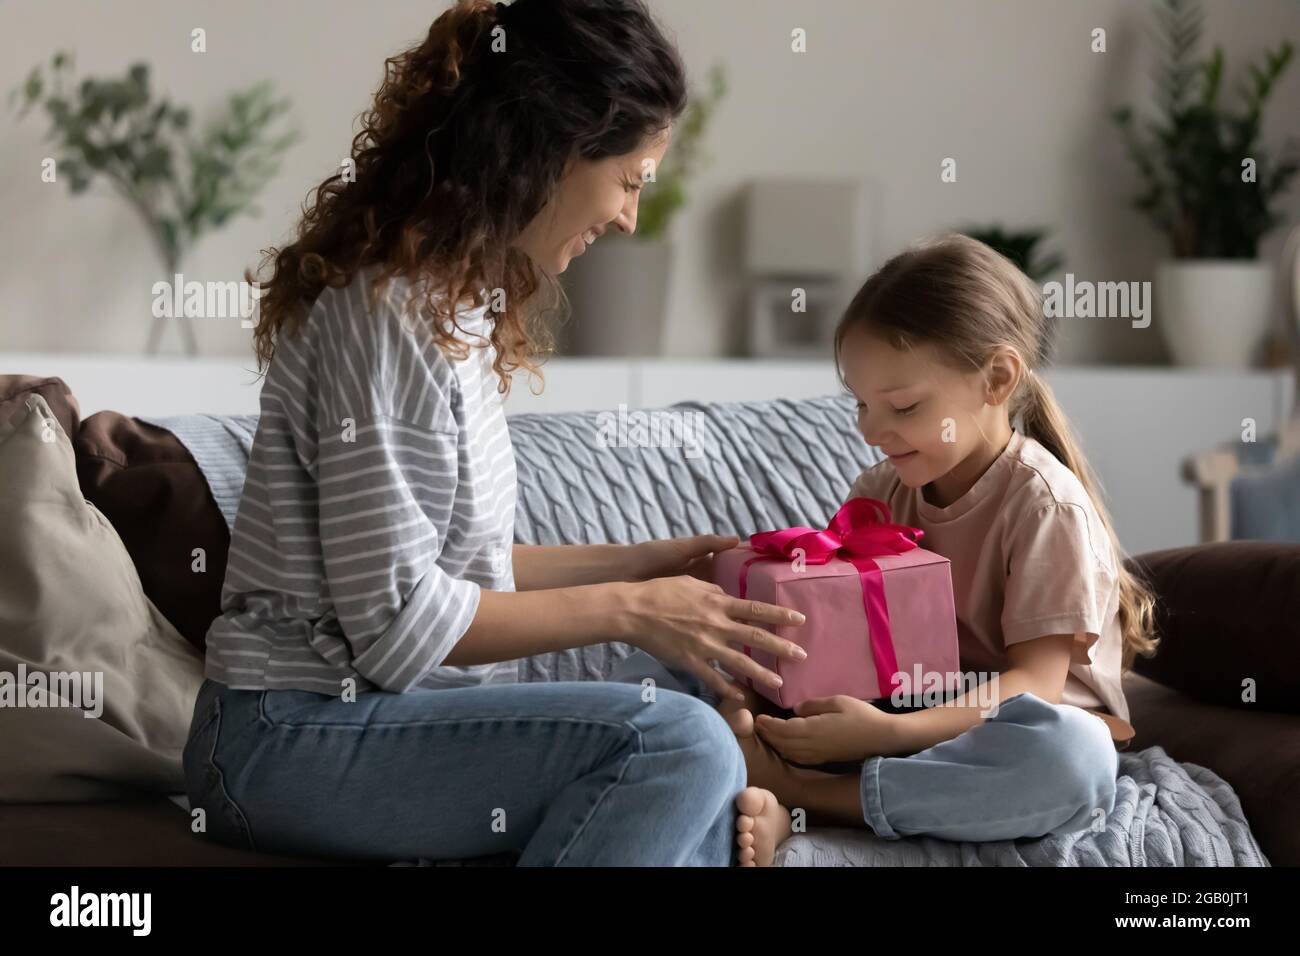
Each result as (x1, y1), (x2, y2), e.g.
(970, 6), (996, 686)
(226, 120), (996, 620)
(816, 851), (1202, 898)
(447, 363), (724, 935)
(635, 690), (746, 793)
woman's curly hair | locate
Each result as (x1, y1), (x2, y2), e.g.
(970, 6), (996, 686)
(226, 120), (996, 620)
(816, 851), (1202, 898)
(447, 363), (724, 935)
(247, 0), (687, 395)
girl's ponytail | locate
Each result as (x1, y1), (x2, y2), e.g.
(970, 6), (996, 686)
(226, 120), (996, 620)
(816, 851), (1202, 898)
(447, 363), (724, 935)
(1018, 371), (1159, 671)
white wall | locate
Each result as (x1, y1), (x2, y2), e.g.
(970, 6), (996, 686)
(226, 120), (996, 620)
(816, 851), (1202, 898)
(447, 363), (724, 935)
(3, 0), (1299, 363)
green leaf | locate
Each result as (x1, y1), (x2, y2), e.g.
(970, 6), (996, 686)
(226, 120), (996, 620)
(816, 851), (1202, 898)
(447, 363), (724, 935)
(1201, 47), (1223, 108)
(23, 68), (42, 104)
(138, 145), (171, 179)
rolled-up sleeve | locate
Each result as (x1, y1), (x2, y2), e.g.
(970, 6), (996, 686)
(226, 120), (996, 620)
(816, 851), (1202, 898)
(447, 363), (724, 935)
(1001, 502), (1114, 656)
(316, 415), (481, 692)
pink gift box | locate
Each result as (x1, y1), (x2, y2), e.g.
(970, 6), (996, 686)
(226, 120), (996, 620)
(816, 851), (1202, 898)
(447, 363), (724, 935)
(711, 532), (961, 710)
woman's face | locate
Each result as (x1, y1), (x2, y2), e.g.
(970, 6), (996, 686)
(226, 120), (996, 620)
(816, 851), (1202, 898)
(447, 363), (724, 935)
(513, 130), (671, 275)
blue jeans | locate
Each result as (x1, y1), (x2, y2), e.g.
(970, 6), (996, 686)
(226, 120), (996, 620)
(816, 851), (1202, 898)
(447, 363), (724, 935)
(183, 675), (747, 865)
(609, 649), (1120, 843)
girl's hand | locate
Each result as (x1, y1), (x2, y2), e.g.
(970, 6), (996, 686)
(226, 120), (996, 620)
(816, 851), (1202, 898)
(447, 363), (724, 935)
(754, 695), (899, 764)
(626, 534), (741, 583)
(618, 574), (806, 702)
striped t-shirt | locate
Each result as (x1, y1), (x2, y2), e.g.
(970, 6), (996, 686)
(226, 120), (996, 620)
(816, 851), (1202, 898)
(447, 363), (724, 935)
(205, 266), (519, 694)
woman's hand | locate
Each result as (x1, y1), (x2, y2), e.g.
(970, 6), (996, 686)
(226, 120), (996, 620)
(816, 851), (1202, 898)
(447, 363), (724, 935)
(616, 574), (806, 703)
(754, 695), (899, 764)
(625, 534), (741, 583)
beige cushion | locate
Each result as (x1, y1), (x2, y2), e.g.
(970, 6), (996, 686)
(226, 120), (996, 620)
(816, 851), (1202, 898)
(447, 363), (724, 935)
(0, 394), (204, 802)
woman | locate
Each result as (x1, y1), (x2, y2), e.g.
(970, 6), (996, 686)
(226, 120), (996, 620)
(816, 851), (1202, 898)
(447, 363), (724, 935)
(182, 0), (806, 867)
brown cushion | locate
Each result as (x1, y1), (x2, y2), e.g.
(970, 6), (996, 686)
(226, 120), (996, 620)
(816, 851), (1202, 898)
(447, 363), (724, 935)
(0, 394), (204, 801)
(1125, 542), (1300, 713)
(1, 373), (226, 651)
(73, 411), (228, 653)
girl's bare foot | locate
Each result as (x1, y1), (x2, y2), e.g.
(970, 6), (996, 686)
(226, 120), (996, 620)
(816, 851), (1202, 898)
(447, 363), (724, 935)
(716, 679), (765, 721)
(735, 787), (792, 867)
(721, 704), (809, 800)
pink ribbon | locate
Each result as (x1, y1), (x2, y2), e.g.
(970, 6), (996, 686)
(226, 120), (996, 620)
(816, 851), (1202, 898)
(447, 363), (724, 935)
(736, 497), (924, 699)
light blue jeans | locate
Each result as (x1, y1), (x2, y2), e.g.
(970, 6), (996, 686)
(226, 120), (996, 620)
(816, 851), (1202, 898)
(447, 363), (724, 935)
(183, 674), (747, 865)
(608, 649), (1120, 843)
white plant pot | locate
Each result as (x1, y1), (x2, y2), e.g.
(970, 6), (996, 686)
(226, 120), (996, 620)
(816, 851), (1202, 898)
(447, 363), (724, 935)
(562, 235), (672, 356)
(1154, 259), (1274, 367)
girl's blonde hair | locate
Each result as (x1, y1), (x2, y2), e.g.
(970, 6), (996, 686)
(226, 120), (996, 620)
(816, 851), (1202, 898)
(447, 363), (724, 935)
(833, 233), (1159, 671)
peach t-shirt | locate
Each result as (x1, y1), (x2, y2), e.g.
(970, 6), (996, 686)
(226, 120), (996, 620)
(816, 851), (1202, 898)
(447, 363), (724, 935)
(847, 428), (1129, 724)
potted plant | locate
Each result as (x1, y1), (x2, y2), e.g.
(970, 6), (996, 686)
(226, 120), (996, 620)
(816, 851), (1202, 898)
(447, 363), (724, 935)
(10, 52), (298, 355)
(562, 64), (727, 356)
(1111, 0), (1298, 367)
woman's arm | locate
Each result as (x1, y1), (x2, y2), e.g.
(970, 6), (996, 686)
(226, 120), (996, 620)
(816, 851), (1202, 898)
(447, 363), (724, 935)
(442, 574), (809, 702)
(511, 534), (739, 591)
(444, 580), (637, 663)
(511, 543), (633, 590)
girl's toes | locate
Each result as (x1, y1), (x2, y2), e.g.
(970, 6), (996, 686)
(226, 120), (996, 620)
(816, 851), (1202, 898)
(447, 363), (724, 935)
(737, 845), (756, 865)
(723, 706), (755, 738)
(735, 786), (767, 819)
(737, 831), (754, 849)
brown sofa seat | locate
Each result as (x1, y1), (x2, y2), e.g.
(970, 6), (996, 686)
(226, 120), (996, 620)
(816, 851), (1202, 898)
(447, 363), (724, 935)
(1125, 671), (1299, 867)
(0, 798), (350, 867)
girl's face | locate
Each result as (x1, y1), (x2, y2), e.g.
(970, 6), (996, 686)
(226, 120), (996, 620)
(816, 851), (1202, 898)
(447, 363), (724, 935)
(513, 130), (671, 276)
(839, 322), (1015, 495)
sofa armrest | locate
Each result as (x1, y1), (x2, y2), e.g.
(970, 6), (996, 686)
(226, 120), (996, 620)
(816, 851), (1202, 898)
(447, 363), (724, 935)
(1180, 448), (1238, 544)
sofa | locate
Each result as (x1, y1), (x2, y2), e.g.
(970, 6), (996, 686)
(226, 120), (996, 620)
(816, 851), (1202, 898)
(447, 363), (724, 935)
(1, 373), (1296, 866)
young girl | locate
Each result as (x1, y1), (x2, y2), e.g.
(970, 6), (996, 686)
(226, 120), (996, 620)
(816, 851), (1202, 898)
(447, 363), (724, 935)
(729, 234), (1160, 866)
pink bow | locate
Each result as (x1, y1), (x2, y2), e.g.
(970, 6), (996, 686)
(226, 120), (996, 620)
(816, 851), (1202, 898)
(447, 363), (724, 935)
(738, 498), (924, 699)
(748, 497), (923, 565)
